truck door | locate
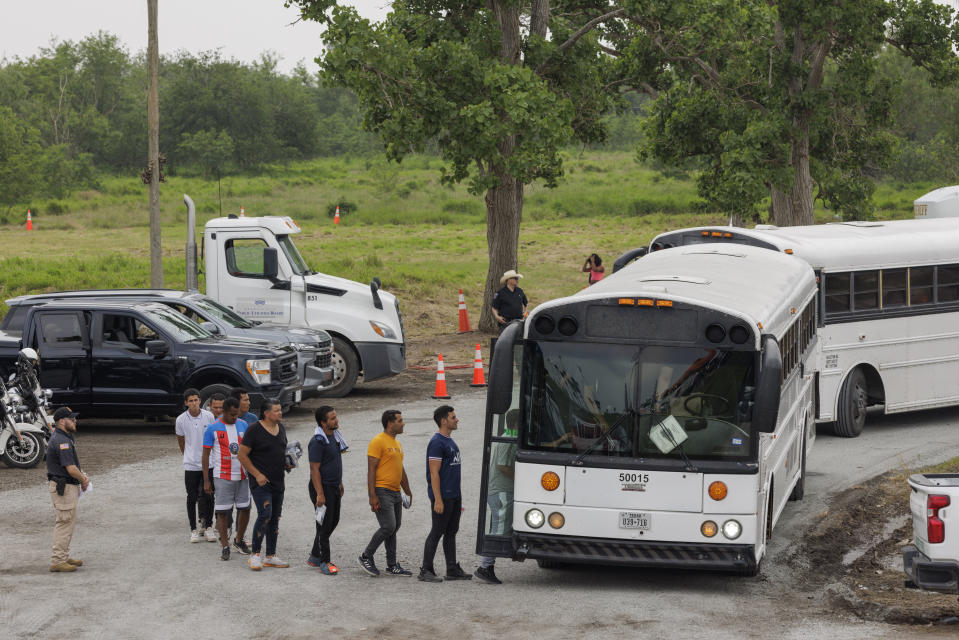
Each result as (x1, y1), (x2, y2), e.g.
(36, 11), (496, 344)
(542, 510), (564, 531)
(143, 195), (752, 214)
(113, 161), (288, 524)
(215, 234), (292, 324)
(33, 310), (92, 410)
(90, 312), (178, 409)
(475, 340), (522, 559)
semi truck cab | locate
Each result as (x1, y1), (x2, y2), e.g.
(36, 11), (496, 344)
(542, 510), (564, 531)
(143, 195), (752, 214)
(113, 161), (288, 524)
(201, 213), (405, 397)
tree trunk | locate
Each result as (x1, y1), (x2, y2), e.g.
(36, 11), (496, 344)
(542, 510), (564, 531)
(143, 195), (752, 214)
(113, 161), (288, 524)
(479, 172), (524, 333)
(147, 0), (163, 287)
(769, 127), (815, 227)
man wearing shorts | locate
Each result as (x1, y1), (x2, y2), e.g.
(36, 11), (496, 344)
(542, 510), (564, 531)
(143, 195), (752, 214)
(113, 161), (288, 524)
(202, 397), (251, 561)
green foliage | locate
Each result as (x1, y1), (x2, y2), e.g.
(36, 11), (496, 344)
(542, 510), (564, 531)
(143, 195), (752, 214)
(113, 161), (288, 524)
(176, 129), (235, 179)
(326, 200), (357, 217)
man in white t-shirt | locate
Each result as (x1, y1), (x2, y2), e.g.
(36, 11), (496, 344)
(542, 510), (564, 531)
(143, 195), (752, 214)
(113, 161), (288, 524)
(175, 388), (216, 543)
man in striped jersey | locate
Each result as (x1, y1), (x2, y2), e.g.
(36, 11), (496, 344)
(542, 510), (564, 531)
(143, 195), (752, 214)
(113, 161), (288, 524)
(202, 397), (252, 561)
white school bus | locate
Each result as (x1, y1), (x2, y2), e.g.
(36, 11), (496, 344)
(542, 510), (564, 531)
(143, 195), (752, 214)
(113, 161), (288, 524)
(476, 245), (817, 575)
(646, 218), (959, 436)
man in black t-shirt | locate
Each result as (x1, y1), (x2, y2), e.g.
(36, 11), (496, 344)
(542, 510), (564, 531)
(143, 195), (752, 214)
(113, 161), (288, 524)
(307, 405), (345, 575)
(238, 399), (290, 571)
(491, 269), (528, 331)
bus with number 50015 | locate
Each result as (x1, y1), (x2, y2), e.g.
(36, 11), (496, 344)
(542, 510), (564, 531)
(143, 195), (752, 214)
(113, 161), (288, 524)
(475, 244), (817, 575)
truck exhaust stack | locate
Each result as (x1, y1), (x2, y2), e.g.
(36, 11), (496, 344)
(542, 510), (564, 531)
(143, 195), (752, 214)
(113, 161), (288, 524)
(184, 194), (198, 292)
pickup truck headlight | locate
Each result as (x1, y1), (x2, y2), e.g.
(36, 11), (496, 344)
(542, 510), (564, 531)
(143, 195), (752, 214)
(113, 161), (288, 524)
(246, 359), (272, 385)
(369, 321), (396, 339)
(289, 342), (315, 352)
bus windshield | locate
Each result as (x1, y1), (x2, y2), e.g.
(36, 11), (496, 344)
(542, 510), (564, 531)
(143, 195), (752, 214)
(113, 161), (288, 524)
(523, 341), (756, 461)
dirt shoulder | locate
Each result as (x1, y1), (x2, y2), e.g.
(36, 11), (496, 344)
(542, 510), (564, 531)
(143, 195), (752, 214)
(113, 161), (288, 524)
(791, 460), (959, 625)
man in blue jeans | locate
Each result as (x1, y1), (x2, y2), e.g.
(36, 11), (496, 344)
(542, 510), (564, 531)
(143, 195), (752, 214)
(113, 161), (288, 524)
(308, 405), (345, 575)
(418, 405), (472, 582)
(238, 399), (290, 570)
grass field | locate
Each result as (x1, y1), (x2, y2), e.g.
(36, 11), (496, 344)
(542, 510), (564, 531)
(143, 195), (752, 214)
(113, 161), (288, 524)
(0, 151), (932, 358)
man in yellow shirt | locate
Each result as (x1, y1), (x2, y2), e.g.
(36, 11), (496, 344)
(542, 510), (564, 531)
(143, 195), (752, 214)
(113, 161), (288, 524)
(359, 409), (413, 576)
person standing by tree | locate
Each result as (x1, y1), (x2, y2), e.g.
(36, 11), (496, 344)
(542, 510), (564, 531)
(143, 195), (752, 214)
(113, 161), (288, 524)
(307, 405), (345, 575)
(175, 388), (215, 543)
(359, 409), (413, 577)
(491, 270), (527, 331)
(239, 399), (291, 571)
(46, 407), (89, 572)
(418, 405), (471, 582)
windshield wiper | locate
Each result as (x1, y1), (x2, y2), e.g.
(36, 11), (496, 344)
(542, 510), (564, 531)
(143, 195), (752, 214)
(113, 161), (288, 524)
(572, 409), (636, 466)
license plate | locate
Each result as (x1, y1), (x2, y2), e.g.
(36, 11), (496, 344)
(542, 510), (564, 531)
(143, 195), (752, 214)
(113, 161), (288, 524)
(294, 389), (302, 402)
(619, 512), (651, 530)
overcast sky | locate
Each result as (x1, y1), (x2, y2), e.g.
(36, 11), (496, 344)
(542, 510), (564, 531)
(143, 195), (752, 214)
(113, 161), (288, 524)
(0, 1), (390, 74)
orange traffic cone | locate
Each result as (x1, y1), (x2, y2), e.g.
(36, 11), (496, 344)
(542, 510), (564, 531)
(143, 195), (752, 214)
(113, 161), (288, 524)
(470, 344), (486, 387)
(239, 206), (245, 217)
(457, 289), (472, 333)
(431, 353), (451, 399)
(334, 205), (340, 225)
(25, 209), (33, 230)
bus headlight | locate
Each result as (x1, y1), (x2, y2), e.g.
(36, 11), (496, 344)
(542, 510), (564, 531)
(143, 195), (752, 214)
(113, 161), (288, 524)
(525, 509), (545, 529)
(721, 519), (742, 540)
(708, 481), (727, 501)
(701, 521), (718, 537)
(548, 512), (565, 529)
(369, 321), (396, 339)
(541, 471), (560, 491)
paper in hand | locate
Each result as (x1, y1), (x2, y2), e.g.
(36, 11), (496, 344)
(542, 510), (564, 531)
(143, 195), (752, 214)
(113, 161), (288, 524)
(315, 505), (327, 524)
(401, 491), (411, 509)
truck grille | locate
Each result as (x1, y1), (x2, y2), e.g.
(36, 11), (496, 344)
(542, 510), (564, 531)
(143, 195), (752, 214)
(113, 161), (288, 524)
(315, 351), (332, 368)
(271, 353), (299, 384)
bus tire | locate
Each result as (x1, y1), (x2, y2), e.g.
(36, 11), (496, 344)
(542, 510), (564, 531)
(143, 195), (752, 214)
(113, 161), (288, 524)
(742, 485), (774, 577)
(317, 337), (359, 398)
(788, 429), (807, 502)
(834, 367), (867, 438)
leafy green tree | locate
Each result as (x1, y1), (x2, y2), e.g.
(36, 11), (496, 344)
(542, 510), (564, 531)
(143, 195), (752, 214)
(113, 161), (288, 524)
(288, 0), (623, 331)
(177, 129), (235, 178)
(0, 106), (43, 214)
(619, 0), (959, 224)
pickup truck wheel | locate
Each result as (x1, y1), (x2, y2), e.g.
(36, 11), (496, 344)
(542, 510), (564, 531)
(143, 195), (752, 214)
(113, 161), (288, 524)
(2, 431), (44, 468)
(834, 367), (867, 438)
(317, 337), (359, 398)
(199, 383), (234, 411)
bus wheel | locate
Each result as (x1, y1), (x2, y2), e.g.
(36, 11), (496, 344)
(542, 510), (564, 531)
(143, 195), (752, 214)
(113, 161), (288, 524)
(742, 487), (773, 577)
(788, 429), (807, 502)
(834, 367), (867, 438)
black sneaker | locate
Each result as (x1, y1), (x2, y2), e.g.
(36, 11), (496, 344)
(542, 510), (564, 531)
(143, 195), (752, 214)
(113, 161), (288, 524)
(473, 566), (501, 584)
(232, 538), (251, 555)
(384, 563), (413, 576)
(445, 563), (473, 580)
(358, 554), (380, 577)
(221, 545), (230, 561)
(417, 567), (443, 583)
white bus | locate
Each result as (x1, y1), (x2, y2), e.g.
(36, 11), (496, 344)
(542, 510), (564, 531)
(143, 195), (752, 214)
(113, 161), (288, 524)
(476, 244), (817, 575)
(645, 218), (959, 437)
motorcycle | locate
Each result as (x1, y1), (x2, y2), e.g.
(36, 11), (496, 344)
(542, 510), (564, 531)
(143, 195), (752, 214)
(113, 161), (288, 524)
(0, 348), (51, 469)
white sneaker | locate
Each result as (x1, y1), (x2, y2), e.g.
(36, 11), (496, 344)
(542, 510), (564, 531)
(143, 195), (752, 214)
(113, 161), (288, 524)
(249, 554), (263, 571)
(204, 527), (218, 542)
(264, 554), (290, 568)
(190, 529), (203, 543)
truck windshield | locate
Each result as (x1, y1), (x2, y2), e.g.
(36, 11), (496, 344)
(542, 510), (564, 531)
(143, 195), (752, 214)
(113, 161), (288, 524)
(523, 341), (756, 461)
(277, 235), (311, 276)
(192, 297), (255, 329)
(146, 307), (211, 342)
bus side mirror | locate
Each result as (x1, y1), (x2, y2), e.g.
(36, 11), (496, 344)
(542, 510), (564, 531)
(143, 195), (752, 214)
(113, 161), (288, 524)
(263, 248), (279, 279)
(753, 336), (782, 433)
(612, 247), (648, 273)
(488, 322), (521, 414)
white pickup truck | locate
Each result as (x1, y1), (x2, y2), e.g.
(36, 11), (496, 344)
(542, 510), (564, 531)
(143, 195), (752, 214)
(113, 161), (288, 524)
(902, 473), (959, 593)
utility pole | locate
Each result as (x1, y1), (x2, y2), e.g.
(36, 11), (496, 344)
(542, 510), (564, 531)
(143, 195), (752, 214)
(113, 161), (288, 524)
(147, 0), (163, 287)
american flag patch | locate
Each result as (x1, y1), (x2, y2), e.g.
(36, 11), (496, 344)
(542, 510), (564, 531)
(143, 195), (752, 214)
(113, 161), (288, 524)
(59, 443), (70, 450)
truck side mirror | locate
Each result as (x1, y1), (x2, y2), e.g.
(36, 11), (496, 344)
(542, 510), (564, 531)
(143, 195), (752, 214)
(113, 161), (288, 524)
(145, 340), (170, 357)
(263, 248), (279, 279)
(488, 322), (522, 414)
(612, 247), (648, 273)
(753, 335), (782, 433)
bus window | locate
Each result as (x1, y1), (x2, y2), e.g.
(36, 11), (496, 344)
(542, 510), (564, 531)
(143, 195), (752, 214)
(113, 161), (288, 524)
(824, 273), (850, 314)
(910, 267), (934, 306)
(882, 269), (907, 309)
(853, 271), (879, 311)
(937, 265), (959, 303)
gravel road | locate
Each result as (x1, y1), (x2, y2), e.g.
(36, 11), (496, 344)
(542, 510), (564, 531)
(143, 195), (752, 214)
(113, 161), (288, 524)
(2, 390), (958, 639)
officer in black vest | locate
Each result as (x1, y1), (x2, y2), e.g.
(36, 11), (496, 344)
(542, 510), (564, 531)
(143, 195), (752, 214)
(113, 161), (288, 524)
(46, 407), (89, 572)
(491, 269), (528, 333)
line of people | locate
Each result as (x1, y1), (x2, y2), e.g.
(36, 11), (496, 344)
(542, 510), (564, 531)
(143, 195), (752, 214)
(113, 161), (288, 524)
(175, 391), (505, 583)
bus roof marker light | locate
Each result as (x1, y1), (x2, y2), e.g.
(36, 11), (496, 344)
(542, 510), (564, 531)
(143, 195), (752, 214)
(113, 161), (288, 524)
(541, 471), (560, 491)
(784, 249), (794, 254)
(618, 298), (636, 306)
(656, 300), (673, 308)
(708, 481), (728, 501)
(701, 231), (710, 236)
(637, 299), (655, 306)
(723, 232), (733, 238)
(711, 231), (723, 237)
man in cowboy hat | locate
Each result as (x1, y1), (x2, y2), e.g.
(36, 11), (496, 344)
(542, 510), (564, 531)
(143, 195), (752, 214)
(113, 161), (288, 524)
(491, 269), (528, 332)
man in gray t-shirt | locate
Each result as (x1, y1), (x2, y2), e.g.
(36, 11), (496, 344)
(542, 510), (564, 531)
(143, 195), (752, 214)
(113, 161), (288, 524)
(475, 410), (518, 584)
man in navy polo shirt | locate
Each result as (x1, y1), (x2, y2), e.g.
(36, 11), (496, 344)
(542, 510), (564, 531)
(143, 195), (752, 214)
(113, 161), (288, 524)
(418, 405), (471, 582)
(307, 405), (345, 575)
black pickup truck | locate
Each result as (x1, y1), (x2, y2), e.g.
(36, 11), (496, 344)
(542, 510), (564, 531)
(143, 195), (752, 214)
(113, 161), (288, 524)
(0, 300), (302, 417)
